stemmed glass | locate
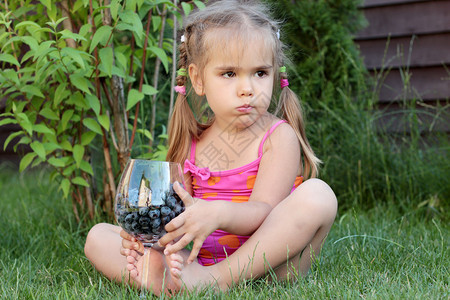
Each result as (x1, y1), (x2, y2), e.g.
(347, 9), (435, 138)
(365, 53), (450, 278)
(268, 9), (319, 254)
(114, 159), (185, 295)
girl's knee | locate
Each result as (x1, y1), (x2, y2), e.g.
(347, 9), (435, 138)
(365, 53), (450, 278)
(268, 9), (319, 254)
(84, 223), (110, 258)
(291, 178), (337, 219)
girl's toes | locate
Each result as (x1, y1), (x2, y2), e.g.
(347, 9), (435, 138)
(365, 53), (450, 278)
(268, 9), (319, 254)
(127, 255), (136, 264)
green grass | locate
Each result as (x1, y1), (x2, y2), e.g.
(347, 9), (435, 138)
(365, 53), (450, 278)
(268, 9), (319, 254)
(0, 165), (448, 299)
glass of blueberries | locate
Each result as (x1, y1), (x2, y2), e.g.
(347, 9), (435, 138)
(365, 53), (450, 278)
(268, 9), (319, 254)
(114, 159), (185, 292)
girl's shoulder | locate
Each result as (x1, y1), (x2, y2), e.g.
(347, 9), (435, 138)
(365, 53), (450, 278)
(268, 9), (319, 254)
(260, 117), (300, 155)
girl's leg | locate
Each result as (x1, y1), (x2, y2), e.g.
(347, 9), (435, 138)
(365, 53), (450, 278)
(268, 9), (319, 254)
(84, 223), (189, 294)
(84, 223), (130, 282)
(171, 178), (337, 290)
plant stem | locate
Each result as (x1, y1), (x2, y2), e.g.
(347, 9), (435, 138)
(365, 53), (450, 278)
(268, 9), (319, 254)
(129, 9), (153, 150)
(149, 5), (167, 148)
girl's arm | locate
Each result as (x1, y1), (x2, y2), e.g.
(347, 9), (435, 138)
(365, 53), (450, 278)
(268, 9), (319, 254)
(214, 122), (301, 235)
(160, 123), (301, 263)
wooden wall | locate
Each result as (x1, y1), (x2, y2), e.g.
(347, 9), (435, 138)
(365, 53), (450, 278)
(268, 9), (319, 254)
(354, 0), (450, 134)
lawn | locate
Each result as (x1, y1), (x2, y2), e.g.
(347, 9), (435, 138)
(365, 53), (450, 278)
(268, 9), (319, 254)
(0, 165), (448, 299)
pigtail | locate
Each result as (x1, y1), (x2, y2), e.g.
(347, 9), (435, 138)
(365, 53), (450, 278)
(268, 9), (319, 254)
(166, 39), (199, 166)
(277, 69), (321, 179)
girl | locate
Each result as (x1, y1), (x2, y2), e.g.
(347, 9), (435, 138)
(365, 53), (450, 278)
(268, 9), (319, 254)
(84, 0), (337, 294)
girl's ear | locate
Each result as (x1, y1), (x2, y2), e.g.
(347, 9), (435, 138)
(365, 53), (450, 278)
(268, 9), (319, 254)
(188, 63), (205, 96)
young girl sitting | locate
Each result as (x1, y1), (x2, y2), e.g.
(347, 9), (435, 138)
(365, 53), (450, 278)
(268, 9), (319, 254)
(84, 0), (337, 295)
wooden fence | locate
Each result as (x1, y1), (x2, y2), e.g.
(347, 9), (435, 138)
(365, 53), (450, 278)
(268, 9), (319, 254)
(354, 0), (450, 134)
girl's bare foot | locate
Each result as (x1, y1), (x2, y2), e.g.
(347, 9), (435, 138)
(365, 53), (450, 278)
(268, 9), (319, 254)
(125, 248), (181, 295)
(165, 252), (226, 292)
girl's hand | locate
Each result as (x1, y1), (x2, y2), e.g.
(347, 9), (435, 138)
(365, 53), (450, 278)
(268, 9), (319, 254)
(158, 181), (218, 264)
(119, 229), (144, 256)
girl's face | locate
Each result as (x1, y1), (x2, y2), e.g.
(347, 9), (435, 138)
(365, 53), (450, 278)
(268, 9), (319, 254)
(189, 31), (274, 131)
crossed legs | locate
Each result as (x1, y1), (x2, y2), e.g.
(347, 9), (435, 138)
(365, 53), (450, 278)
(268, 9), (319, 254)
(84, 178), (337, 293)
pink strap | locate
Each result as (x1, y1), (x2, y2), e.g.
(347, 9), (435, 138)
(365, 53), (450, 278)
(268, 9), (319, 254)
(258, 120), (287, 156)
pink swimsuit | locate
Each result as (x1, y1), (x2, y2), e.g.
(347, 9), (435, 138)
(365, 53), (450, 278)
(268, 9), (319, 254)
(183, 120), (303, 266)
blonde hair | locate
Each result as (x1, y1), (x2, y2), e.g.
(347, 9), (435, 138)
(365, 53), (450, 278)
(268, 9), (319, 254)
(167, 0), (320, 178)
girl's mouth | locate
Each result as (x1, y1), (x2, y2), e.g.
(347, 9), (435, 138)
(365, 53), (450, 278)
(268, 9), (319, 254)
(236, 105), (253, 113)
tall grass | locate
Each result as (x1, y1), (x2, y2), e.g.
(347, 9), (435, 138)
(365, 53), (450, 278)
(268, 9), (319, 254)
(0, 166), (448, 299)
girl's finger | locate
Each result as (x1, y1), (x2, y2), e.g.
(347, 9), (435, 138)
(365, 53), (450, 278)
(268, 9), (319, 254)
(120, 229), (133, 240)
(164, 234), (194, 255)
(164, 213), (185, 232)
(158, 225), (186, 247)
(187, 239), (203, 264)
(173, 181), (195, 206)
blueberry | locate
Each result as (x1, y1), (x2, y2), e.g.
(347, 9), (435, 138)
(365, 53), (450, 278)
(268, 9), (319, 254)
(151, 218), (161, 228)
(169, 211), (176, 219)
(173, 204), (184, 215)
(123, 222), (132, 232)
(139, 217), (151, 226)
(166, 196), (177, 209)
(139, 207), (150, 216)
(161, 216), (171, 225)
(141, 225), (151, 234)
(160, 206), (171, 216)
(124, 213), (134, 224)
(149, 209), (160, 219)
(131, 221), (140, 232)
(152, 226), (162, 235)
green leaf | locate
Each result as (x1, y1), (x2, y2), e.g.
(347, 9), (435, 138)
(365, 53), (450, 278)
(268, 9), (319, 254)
(69, 92), (89, 109)
(59, 29), (87, 42)
(53, 83), (70, 107)
(148, 46), (168, 72)
(60, 178), (71, 198)
(72, 176), (89, 187)
(48, 157), (67, 167)
(89, 25), (113, 53)
(60, 140), (72, 151)
(0, 118), (17, 126)
(61, 47), (86, 69)
(142, 84), (158, 96)
(39, 0), (52, 11)
(83, 118), (103, 135)
(152, 16), (162, 32)
(110, 0), (121, 21)
(30, 141), (46, 159)
(17, 113), (33, 136)
(40, 107), (59, 120)
(97, 114), (110, 131)
(61, 109), (74, 131)
(0, 53), (20, 67)
(70, 73), (92, 95)
(3, 131), (22, 151)
(80, 160), (94, 175)
(19, 152), (37, 172)
(181, 2), (192, 17)
(119, 11), (143, 37)
(86, 94), (100, 116)
(126, 89), (144, 111)
(81, 131), (96, 146)
(73, 144), (84, 168)
(193, 0), (206, 10)
(33, 124), (54, 135)
(43, 142), (61, 152)
(21, 85), (44, 98)
(99, 47), (113, 77)
(2, 69), (20, 86)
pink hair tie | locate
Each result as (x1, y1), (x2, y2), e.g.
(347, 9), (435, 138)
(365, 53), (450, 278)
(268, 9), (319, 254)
(280, 78), (289, 88)
(174, 85), (186, 95)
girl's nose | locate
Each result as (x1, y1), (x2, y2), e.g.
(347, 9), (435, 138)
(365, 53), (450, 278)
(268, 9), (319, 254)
(238, 78), (254, 97)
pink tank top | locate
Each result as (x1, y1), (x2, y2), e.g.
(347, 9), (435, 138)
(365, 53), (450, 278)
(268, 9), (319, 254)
(183, 120), (303, 266)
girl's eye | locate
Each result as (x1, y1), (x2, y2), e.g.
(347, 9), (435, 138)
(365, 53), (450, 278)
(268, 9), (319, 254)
(255, 71), (268, 78)
(222, 71), (235, 78)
